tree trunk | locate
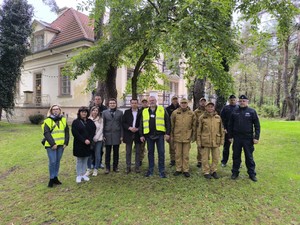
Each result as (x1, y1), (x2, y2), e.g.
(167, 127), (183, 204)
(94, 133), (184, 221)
(215, 90), (226, 115)
(106, 64), (118, 101)
(132, 48), (149, 99)
(281, 37), (294, 120)
(193, 78), (206, 110)
(0, 107), (2, 121)
(259, 56), (268, 107)
(275, 54), (283, 109)
(289, 31), (300, 120)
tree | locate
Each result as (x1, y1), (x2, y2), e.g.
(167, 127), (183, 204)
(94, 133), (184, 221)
(0, 0), (33, 120)
(66, 0), (238, 104)
(237, 0), (300, 120)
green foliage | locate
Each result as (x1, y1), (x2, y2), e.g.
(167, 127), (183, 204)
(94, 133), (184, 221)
(259, 104), (280, 118)
(0, 0), (33, 116)
(28, 114), (45, 125)
(66, 0), (238, 98)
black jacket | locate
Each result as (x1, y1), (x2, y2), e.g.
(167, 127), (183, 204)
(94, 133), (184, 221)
(228, 106), (260, 140)
(220, 104), (238, 130)
(166, 103), (180, 118)
(72, 118), (96, 157)
(122, 108), (141, 143)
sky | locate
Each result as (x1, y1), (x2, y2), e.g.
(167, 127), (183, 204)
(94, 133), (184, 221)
(0, 0), (89, 23)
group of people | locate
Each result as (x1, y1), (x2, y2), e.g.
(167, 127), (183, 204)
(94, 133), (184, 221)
(41, 94), (260, 187)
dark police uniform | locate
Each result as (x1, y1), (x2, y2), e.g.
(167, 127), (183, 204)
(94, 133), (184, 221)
(220, 101), (238, 165)
(228, 100), (260, 178)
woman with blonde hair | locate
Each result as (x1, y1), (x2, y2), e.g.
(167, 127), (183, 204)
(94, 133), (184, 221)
(42, 104), (69, 187)
(85, 106), (104, 176)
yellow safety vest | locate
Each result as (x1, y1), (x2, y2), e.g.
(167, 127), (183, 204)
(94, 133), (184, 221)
(142, 106), (166, 134)
(42, 117), (67, 147)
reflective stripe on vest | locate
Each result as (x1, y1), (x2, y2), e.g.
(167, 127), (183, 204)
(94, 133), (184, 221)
(42, 117), (66, 147)
(142, 106), (166, 134)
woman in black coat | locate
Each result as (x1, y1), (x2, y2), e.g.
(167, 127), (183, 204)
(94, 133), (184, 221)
(72, 107), (96, 183)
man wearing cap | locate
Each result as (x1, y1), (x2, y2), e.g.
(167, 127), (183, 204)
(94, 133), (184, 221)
(228, 95), (260, 182)
(166, 96), (180, 166)
(197, 102), (224, 179)
(194, 97), (207, 168)
(171, 98), (196, 177)
(139, 98), (149, 166)
(220, 95), (238, 167)
(139, 96), (171, 178)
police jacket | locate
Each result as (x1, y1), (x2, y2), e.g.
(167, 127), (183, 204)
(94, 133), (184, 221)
(228, 106), (260, 140)
(220, 104), (238, 130)
(197, 112), (224, 148)
(171, 107), (196, 143)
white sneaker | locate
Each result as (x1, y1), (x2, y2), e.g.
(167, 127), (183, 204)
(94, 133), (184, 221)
(100, 164), (105, 169)
(85, 169), (92, 176)
(76, 176), (82, 183)
(92, 169), (98, 176)
(82, 175), (90, 181)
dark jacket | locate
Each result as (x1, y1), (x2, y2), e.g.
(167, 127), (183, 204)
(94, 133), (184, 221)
(166, 103), (180, 118)
(220, 104), (238, 130)
(72, 118), (96, 157)
(122, 108), (142, 143)
(228, 106), (260, 140)
(102, 109), (123, 145)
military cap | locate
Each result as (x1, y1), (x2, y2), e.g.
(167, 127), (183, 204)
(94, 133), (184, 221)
(229, 95), (236, 99)
(141, 98), (148, 102)
(205, 102), (215, 106)
(200, 97), (207, 102)
(239, 95), (248, 100)
(180, 98), (188, 103)
(171, 96), (178, 100)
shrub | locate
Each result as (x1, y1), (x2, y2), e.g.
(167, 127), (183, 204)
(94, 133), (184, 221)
(260, 105), (280, 118)
(29, 114), (44, 124)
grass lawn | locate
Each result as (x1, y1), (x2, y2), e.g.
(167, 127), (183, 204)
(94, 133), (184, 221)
(0, 119), (299, 225)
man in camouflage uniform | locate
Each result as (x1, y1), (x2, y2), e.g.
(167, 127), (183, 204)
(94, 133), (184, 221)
(197, 102), (224, 179)
(171, 98), (196, 177)
(194, 97), (206, 168)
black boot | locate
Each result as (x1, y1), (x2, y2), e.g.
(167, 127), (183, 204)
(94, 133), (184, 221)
(48, 179), (54, 188)
(53, 177), (62, 185)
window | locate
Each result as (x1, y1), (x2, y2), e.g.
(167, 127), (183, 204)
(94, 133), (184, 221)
(32, 34), (44, 52)
(170, 82), (179, 95)
(60, 68), (71, 95)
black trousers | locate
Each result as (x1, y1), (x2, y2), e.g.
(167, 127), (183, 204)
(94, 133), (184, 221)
(232, 137), (256, 176)
(221, 133), (232, 164)
(105, 145), (119, 170)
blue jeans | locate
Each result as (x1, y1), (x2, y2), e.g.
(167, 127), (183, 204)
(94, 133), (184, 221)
(146, 135), (165, 174)
(46, 145), (64, 179)
(76, 157), (89, 176)
(94, 141), (103, 169)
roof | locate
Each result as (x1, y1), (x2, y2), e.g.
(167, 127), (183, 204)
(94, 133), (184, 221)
(45, 8), (94, 49)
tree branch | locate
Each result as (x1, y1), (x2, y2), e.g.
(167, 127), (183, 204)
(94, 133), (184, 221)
(147, 0), (160, 15)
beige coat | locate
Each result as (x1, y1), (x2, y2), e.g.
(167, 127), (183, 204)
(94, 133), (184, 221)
(171, 107), (196, 143)
(197, 112), (224, 147)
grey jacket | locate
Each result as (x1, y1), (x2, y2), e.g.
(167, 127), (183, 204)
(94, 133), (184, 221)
(102, 109), (123, 145)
